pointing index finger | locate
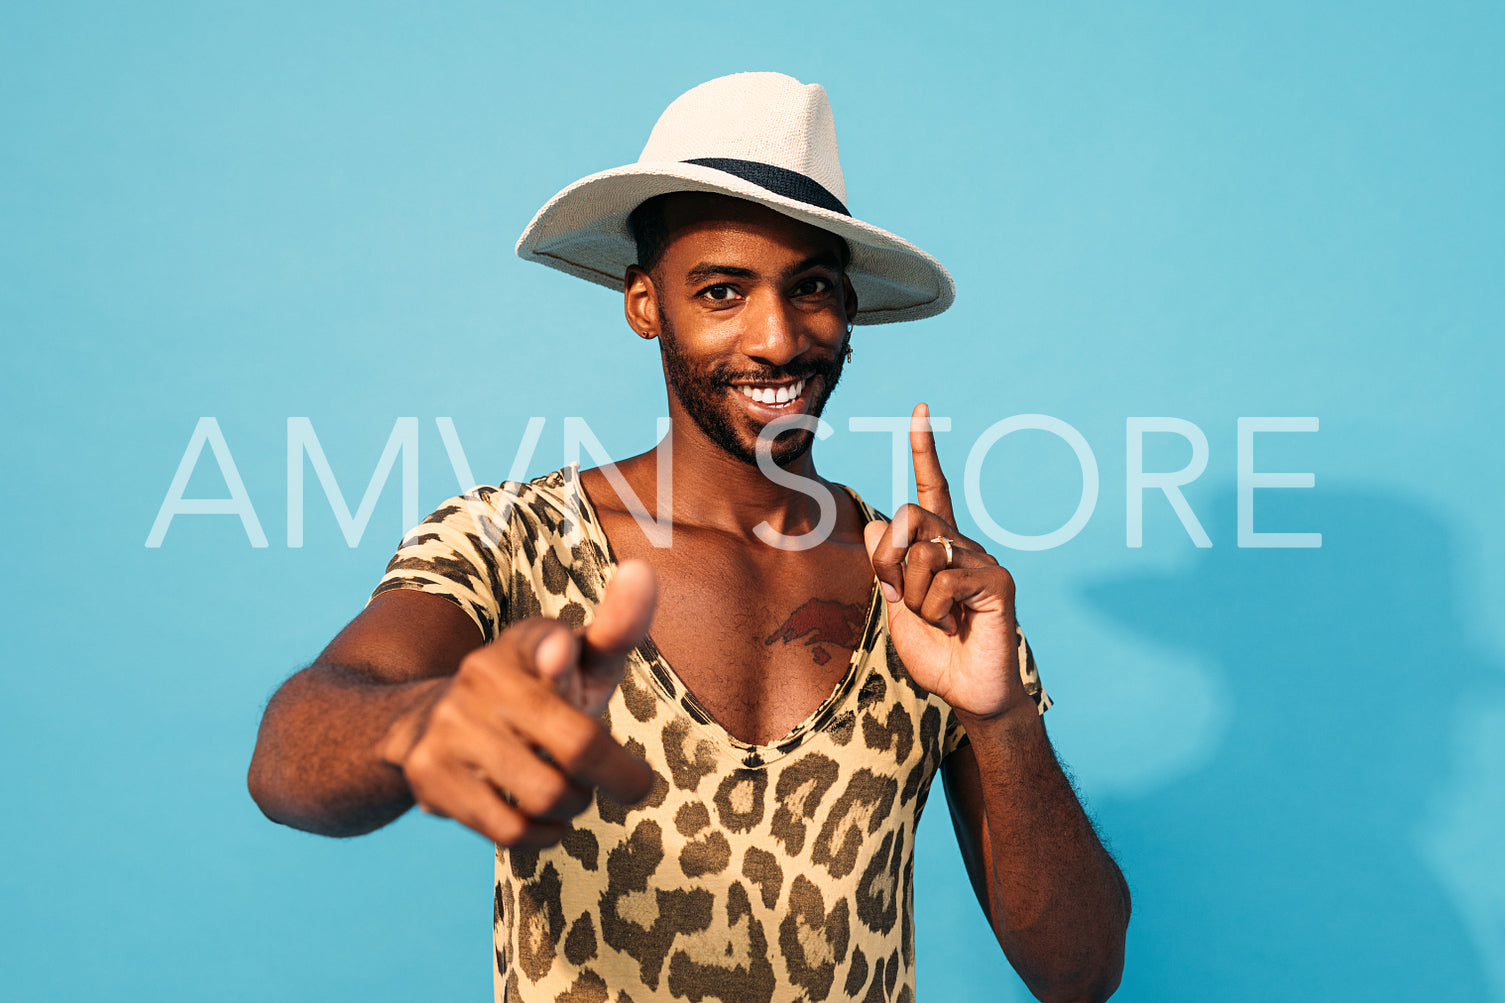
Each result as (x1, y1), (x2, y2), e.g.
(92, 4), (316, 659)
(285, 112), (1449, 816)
(910, 402), (955, 525)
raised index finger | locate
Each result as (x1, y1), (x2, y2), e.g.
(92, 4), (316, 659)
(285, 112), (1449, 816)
(910, 402), (956, 525)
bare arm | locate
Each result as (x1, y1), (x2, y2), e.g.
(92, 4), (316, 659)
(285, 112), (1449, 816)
(867, 404), (1128, 1002)
(247, 564), (658, 846)
(247, 590), (480, 837)
(943, 724), (1129, 1003)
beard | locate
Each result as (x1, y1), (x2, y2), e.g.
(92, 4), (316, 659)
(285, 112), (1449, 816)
(658, 313), (847, 468)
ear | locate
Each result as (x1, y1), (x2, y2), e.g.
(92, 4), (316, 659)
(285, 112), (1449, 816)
(624, 266), (659, 340)
(842, 273), (859, 328)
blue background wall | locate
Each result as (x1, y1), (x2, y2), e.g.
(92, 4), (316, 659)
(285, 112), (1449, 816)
(4, 2), (1502, 1000)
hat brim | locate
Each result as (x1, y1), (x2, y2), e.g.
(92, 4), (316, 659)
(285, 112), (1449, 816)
(514, 161), (955, 325)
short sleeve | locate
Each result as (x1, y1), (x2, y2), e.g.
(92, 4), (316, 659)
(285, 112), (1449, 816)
(1017, 627), (1051, 714)
(942, 625), (1051, 757)
(369, 488), (516, 643)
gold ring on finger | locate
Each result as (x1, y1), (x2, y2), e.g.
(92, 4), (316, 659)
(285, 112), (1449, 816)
(929, 535), (954, 568)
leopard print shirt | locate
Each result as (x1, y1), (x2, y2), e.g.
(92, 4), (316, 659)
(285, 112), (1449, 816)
(372, 465), (1050, 1003)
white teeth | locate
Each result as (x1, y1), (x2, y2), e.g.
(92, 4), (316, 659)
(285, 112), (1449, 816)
(736, 379), (807, 406)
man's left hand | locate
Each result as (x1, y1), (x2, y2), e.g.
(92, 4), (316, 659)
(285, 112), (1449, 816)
(863, 403), (1034, 724)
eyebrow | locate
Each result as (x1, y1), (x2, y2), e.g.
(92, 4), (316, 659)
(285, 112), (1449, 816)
(684, 252), (844, 284)
(686, 263), (757, 282)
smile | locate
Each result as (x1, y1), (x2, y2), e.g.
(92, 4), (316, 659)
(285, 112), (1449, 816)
(734, 378), (807, 407)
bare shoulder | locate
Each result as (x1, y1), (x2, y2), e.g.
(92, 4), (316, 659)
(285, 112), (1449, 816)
(577, 455), (668, 556)
(577, 456), (659, 515)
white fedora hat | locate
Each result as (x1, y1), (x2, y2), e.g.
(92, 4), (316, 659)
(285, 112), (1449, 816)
(515, 71), (955, 325)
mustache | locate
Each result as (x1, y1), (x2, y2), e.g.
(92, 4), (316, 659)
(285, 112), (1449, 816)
(711, 356), (840, 385)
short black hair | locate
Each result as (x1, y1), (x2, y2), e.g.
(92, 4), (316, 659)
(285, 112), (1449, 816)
(627, 193), (852, 275)
(627, 194), (676, 274)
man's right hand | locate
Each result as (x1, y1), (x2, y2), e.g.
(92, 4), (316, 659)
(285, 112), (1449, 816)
(375, 560), (658, 848)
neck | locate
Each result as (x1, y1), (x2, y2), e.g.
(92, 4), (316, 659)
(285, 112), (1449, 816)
(603, 414), (834, 540)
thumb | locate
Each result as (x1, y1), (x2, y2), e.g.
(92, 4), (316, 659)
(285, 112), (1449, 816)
(581, 559), (658, 675)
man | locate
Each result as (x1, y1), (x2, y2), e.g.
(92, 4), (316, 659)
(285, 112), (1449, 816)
(249, 72), (1129, 1002)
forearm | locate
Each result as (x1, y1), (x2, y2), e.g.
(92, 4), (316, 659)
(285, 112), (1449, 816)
(247, 664), (445, 837)
(960, 707), (1129, 1003)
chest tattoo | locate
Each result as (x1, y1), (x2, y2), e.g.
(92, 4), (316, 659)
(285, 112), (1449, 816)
(764, 598), (867, 665)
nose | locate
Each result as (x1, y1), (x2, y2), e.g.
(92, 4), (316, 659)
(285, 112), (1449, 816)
(738, 292), (810, 367)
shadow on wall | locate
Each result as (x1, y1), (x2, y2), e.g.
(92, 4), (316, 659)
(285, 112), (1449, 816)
(1082, 485), (1503, 1003)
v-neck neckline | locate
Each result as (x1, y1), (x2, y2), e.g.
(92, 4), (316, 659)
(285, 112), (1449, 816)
(558, 464), (885, 764)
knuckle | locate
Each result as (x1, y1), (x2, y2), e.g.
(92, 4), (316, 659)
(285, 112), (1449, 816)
(491, 617), (553, 661)
(403, 743), (441, 784)
(495, 670), (537, 712)
(457, 643), (503, 676)
(548, 718), (600, 773)
(472, 805), (523, 845)
(453, 650), (508, 696)
(920, 471), (949, 491)
(885, 507), (912, 538)
(426, 697), (465, 733)
(406, 775), (443, 814)
(494, 813), (530, 846)
(531, 771), (576, 815)
(456, 646), (486, 673)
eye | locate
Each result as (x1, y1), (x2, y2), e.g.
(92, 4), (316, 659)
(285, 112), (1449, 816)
(698, 283), (741, 302)
(793, 276), (832, 297)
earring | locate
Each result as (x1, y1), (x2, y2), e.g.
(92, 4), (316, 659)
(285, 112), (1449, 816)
(844, 344), (854, 364)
